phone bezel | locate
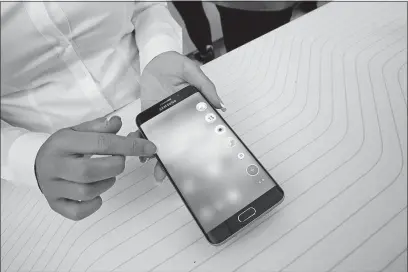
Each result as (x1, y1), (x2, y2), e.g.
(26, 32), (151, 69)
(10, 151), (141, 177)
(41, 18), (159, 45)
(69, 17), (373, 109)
(136, 85), (284, 245)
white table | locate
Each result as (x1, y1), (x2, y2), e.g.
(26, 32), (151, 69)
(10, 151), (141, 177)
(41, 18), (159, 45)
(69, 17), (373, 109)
(1, 2), (407, 272)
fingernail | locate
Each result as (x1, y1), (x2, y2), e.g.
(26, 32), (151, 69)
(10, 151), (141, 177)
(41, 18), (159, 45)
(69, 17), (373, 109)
(144, 143), (157, 155)
(108, 115), (120, 122)
(220, 102), (227, 112)
(155, 178), (166, 185)
(142, 157), (151, 164)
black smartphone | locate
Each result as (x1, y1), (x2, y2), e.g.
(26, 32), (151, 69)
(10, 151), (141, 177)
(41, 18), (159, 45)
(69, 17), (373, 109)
(136, 85), (284, 245)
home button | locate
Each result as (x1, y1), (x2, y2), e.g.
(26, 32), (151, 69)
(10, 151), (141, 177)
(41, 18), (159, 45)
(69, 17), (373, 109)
(238, 207), (256, 222)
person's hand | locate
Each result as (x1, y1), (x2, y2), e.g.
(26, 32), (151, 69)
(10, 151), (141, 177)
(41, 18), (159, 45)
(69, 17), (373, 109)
(140, 51), (225, 111)
(139, 51), (226, 182)
(35, 116), (157, 221)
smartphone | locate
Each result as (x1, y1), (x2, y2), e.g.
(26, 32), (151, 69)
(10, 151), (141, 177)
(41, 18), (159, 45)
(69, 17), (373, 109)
(136, 85), (284, 245)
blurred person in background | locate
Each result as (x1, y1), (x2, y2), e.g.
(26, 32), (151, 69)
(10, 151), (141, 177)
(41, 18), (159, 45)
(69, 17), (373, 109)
(214, 1), (317, 52)
(173, 1), (215, 63)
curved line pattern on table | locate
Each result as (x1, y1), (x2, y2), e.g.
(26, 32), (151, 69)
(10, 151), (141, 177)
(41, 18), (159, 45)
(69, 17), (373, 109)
(1, 199), (40, 252)
(4, 207), (51, 272)
(62, 13), (305, 272)
(192, 12), (402, 272)
(83, 205), (186, 271)
(272, 29), (405, 187)
(66, 190), (178, 271)
(188, 24), (406, 272)
(279, 45), (408, 272)
(224, 36), (284, 118)
(28, 217), (66, 272)
(15, 213), (58, 272)
(393, 54), (407, 107)
(223, 6), (360, 126)
(78, 4), (406, 272)
(75, 22), (308, 272)
(41, 164), (152, 270)
(380, 248), (408, 272)
(327, 35), (407, 270)
(167, 11), (396, 270)
(1, 3), (406, 272)
(115, 5), (404, 272)
(223, 36), (276, 101)
(52, 173), (163, 270)
(397, 62), (407, 104)
(1, 201), (43, 266)
(1, 189), (33, 236)
(1, 184), (16, 213)
(258, 24), (405, 164)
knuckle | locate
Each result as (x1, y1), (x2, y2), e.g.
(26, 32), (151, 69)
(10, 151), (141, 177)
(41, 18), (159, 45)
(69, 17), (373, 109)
(116, 157), (126, 174)
(78, 165), (92, 182)
(77, 184), (95, 200)
(49, 129), (70, 149)
(131, 139), (141, 154)
(54, 128), (70, 139)
(97, 134), (111, 151)
(71, 206), (86, 221)
(47, 199), (58, 211)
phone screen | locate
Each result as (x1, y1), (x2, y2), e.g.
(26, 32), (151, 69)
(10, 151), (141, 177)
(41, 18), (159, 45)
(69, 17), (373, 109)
(140, 92), (276, 233)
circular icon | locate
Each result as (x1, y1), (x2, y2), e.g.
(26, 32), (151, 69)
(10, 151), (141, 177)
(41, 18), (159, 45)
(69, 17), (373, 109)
(205, 113), (216, 123)
(196, 102), (207, 111)
(227, 137), (236, 148)
(215, 125), (226, 135)
(238, 153), (245, 160)
(246, 164), (259, 176)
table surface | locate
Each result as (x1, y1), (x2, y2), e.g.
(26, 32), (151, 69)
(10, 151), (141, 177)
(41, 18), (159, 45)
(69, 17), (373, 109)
(1, 2), (407, 272)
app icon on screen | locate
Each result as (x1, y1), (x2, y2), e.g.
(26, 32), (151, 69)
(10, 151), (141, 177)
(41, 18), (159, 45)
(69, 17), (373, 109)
(196, 102), (207, 111)
(215, 125), (226, 135)
(205, 113), (216, 123)
(246, 164), (259, 176)
(227, 137), (236, 148)
(238, 153), (245, 159)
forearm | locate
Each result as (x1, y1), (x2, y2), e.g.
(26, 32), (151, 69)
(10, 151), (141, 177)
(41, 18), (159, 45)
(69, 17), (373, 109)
(132, 2), (183, 73)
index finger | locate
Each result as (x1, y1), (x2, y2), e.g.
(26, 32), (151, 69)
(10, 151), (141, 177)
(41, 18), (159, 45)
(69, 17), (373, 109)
(61, 130), (157, 156)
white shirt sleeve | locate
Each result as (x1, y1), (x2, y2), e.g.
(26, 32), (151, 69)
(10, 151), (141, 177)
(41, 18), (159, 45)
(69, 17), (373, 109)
(1, 119), (50, 193)
(132, 2), (183, 74)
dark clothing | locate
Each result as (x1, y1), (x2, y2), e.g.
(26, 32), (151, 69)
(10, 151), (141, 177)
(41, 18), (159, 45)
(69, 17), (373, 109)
(216, 5), (293, 52)
(173, 1), (212, 54)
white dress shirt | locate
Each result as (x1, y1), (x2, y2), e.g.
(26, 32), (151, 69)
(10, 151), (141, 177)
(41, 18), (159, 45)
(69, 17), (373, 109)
(1, 2), (182, 191)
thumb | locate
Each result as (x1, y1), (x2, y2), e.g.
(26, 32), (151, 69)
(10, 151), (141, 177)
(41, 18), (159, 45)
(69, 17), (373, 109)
(182, 60), (226, 112)
(71, 116), (122, 134)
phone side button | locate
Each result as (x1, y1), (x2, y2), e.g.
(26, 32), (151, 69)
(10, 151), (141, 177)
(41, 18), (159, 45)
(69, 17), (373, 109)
(238, 207), (256, 223)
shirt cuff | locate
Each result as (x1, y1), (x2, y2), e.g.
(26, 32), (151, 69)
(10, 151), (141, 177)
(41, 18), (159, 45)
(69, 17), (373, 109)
(8, 132), (50, 192)
(139, 34), (183, 74)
